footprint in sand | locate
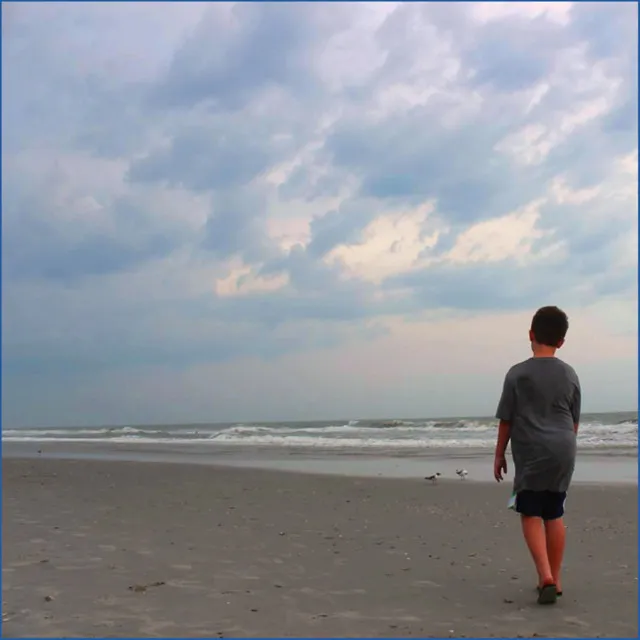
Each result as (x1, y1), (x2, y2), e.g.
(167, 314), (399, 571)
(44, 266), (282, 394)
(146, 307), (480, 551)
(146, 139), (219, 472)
(563, 616), (591, 629)
(166, 579), (208, 592)
(412, 580), (442, 589)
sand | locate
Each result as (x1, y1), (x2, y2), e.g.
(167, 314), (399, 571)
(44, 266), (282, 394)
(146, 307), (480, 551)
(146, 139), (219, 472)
(2, 457), (637, 638)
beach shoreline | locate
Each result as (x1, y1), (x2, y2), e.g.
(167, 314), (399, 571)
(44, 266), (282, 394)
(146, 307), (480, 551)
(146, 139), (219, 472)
(2, 457), (637, 637)
(3, 440), (638, 485)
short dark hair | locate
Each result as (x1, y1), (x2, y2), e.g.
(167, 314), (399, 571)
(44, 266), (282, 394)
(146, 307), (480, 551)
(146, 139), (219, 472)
(531, 306), (569, 347)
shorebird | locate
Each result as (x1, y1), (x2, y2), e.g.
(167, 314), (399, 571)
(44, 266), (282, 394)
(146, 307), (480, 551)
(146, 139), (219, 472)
(424, 473), (441, 484)
(456, 469), (468, 480)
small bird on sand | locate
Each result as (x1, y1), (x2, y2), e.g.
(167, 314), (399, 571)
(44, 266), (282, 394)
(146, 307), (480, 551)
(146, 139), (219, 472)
(456, 469), (468, 480)
(424, 473), (441, 484)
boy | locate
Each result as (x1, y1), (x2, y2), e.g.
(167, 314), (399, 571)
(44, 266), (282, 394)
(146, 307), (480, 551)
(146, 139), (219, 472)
(494, 306), (581, 605)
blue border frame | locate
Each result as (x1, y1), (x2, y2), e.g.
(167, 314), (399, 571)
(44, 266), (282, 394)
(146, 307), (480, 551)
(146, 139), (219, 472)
(0, 1), (638, 639)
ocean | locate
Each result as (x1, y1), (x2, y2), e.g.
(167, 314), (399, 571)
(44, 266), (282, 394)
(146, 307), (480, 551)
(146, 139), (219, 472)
(3, 411), (637, 454)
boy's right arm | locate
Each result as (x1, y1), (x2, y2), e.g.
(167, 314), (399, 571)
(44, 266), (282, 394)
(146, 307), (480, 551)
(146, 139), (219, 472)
(494, 420), (511, 482)
(494, 372), (515, 482)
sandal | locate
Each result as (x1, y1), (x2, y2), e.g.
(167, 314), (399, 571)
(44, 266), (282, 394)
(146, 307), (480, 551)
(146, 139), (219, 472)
(537, 586), (563, 597)
(536, 583), (558, 605)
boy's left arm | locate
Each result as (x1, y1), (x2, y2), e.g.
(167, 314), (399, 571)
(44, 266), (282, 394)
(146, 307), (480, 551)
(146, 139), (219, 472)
(571, 379), (582, 434)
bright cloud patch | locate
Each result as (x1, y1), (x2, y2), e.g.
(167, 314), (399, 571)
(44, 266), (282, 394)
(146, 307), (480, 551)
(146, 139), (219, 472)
(215, 259), (290, 298)
(445, 201), (552, 265)
(325, 202), (438, 283)
(471, 2), (573, 26)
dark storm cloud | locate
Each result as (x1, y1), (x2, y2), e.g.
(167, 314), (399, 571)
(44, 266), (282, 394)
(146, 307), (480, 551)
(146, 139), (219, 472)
(3, 186), (181, 282)
(150, 2), (351, 111)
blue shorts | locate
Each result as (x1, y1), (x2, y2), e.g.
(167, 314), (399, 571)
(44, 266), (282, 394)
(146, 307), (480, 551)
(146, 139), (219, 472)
(515, 490), (566, 521)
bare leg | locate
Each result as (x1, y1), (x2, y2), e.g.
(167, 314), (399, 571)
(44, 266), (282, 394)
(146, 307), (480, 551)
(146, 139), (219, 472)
(544, 518), (566, 592)
(521, 516), (554, 587)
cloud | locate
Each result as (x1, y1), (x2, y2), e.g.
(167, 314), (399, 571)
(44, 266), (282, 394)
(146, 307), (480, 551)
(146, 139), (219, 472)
(2, 2), (637, 425)
(2, 150), (209, 281)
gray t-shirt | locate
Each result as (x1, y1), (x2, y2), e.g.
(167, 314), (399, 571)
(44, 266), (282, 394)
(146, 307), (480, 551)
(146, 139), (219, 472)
(496, 357), (581, 493)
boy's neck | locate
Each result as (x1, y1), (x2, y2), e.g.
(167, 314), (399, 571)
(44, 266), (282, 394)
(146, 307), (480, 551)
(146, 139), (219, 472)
(532, 343), (557, 358)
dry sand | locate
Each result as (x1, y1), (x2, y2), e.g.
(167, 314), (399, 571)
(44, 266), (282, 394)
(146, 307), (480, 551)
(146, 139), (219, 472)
(2, 458), (637, 638)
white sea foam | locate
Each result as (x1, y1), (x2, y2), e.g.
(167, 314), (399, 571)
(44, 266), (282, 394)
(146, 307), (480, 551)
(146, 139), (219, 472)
(3, 417), (637, 450)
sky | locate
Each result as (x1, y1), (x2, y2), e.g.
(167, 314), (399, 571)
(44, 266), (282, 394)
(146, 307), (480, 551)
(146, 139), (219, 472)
(2, 1), (638, 428)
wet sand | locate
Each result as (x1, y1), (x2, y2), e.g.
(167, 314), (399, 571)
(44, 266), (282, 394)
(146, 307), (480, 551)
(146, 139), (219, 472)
(2, 458), (637, 637)
(4, 440), (637, 484)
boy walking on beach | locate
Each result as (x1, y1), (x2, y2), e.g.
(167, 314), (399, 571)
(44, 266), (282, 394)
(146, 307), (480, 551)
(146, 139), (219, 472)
(494, 306), (580, 605)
